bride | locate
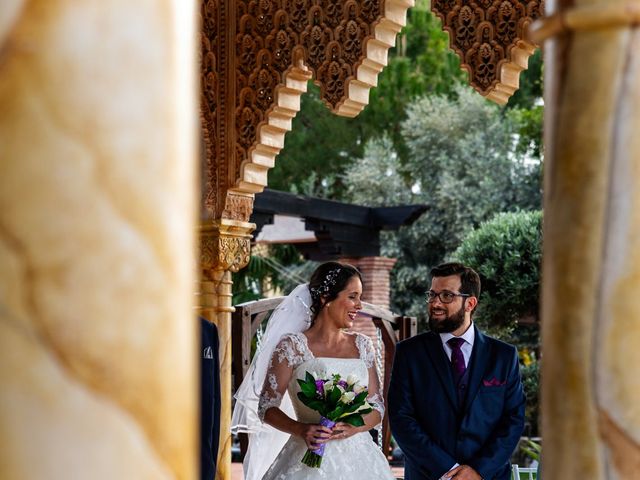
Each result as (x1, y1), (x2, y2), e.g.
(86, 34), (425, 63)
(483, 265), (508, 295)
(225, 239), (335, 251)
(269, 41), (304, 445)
(231, 261), (395, 480)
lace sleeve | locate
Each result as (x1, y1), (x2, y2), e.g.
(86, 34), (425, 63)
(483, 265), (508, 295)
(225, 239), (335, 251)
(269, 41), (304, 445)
(355, 333), (385, 419)
(257, 334), (306, 422)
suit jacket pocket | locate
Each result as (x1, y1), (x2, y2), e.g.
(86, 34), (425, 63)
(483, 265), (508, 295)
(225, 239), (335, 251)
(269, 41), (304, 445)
(478, 384), (506, 395)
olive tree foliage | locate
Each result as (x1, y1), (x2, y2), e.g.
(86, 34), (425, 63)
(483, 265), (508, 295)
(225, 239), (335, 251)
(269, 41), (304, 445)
(452, 210), (543, 341)
(344, 85), (542, 325)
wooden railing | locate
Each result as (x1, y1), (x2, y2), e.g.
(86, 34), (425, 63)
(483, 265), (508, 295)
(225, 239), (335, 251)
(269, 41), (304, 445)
(231, 298), (417, 460)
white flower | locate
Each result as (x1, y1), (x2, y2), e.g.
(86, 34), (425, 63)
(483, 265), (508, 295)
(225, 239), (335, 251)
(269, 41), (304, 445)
(336, 385), (346, 395)
(323, 380), (334, 395)
(346, 374), (358, 386)
(354, 401), (373, 413)
(339, 391), (356, 404)
(353, 384), (366, 394)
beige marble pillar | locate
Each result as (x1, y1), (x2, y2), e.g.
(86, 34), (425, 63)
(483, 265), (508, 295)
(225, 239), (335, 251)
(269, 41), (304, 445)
(0, 1), (198, 478)
(532, 1), (640, 478)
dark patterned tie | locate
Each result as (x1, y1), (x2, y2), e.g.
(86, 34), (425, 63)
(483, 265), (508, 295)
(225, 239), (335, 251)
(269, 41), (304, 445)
(447, 337), (466, 384)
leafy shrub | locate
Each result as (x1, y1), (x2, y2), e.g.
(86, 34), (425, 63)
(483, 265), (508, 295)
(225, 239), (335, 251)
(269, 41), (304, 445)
(452, 210), (542, 340)
(520, 360), (540, 436)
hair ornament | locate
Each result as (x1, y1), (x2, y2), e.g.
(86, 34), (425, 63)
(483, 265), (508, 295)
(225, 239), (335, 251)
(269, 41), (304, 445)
(309, 267), (342, 301)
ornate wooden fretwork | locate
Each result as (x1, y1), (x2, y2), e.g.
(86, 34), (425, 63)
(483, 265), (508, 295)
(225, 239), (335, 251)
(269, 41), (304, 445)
(432, 0), (545, 105)
(200, 0), (414, 221)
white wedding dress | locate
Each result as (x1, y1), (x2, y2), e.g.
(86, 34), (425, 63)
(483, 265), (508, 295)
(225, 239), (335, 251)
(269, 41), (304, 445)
(257, 331), (395, 480)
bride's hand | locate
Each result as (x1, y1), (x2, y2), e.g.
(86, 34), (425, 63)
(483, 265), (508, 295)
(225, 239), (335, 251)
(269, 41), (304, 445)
(297, 423), (333, 451)
(330, 422), (362, 440)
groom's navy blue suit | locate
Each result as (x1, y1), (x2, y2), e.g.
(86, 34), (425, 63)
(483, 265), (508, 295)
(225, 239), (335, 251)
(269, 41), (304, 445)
(389, 326), (525, 480)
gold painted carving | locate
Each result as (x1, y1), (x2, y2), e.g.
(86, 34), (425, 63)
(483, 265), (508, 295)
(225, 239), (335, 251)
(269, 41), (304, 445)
(431, 0), (545, 105)
(200, 220), (254, 275)
(200, 0), (414, 217)
(221, 191), (255, 222)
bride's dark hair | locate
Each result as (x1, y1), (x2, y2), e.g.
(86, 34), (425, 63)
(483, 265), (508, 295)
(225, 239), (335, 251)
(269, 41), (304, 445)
(308, 261), (362, 319)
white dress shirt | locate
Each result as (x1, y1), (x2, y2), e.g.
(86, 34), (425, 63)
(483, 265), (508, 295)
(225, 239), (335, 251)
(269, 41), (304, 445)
(438, 323), (476, 480)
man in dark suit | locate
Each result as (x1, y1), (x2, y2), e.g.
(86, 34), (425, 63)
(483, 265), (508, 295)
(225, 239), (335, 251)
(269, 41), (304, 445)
(200, 317), (221, 480)
(389, 263), (525, 480)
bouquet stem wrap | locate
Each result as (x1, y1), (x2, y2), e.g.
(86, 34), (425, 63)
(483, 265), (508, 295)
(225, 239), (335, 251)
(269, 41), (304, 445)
(301, 417), (335, 468)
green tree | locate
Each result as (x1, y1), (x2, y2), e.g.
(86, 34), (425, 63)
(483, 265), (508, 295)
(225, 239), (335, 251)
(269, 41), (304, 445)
(506, 49), (543, 110)
(506, 49), (544, 163)
(520, 360), (540, 436)
(452, 210), (543, 341)
(269, 0), (465, 196)
(344, 85), (542, 325)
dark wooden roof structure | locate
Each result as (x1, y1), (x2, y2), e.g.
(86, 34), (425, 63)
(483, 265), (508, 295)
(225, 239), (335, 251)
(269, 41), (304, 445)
(251, 189), (428, 260)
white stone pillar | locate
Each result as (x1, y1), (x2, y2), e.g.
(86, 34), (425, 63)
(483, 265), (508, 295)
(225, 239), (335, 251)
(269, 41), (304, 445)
(534, 1), (640, 477)
(0, 1), (198, 478)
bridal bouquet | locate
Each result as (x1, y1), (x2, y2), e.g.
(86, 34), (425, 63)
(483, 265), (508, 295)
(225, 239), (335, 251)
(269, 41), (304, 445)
(297, 371), (373, 468)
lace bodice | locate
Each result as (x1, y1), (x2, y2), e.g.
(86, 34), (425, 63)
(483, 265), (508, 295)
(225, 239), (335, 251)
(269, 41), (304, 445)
(257, 332), (384, 423)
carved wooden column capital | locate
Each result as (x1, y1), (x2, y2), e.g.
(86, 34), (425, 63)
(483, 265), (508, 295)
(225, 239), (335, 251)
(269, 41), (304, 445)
(198, 217), (255, 480)
(200, 219), (254, 277)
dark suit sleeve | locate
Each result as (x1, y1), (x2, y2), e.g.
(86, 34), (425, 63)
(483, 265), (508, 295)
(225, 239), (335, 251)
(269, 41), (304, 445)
(388, 342), (457, 479)
(200, 318), (221, 480)
(468, 346), (525, 480)
(211, 323), (221, 472)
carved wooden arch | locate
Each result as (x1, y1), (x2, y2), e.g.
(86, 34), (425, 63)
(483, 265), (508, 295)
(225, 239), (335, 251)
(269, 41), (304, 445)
(200, 0), (415, 225)
(431, 0), (545, 105)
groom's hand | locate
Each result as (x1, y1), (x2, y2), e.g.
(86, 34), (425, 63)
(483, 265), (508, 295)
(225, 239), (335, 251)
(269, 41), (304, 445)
(446, 465), (482, 480)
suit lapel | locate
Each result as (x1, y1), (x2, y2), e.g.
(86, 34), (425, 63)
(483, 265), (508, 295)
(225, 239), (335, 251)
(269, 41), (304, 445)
(423, 332), (458, 409)
(462, 326), (491, 415)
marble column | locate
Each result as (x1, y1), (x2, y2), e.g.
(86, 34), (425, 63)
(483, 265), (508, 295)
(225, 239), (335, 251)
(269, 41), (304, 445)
(0, 1), (198, 478)
(532, 1), (640, 477)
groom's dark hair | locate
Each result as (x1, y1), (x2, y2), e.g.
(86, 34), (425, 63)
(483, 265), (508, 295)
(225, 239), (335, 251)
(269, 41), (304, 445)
(430, 262), (481, 314)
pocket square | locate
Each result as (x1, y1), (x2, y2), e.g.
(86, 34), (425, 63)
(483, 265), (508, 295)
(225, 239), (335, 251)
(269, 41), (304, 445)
(483, 377), (507, 387)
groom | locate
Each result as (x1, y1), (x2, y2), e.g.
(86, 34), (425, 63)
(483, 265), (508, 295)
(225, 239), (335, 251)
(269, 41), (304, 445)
(389, 263), (525, 480)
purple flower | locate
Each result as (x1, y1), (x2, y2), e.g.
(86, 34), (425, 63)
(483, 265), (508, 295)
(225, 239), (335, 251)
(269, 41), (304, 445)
(337, 380), (348, 389)
(315, 379), (325, 396)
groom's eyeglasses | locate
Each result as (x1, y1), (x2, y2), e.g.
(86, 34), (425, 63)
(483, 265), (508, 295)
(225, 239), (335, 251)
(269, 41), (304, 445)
(426, 290), (470, 304)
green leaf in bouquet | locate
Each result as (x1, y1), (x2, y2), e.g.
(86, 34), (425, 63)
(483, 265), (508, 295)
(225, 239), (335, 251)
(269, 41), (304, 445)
(340, 414), (365, 427)
(312, 401), (328, 415)
(326, 405), (345, 421)
(354, 390), (368, 404)
(296, 393), (325, 413)
(340, 400), (364, 415)
(327, 385), (342, 406)
(305, 372), (316, 384)
(297, 379), (318, 399)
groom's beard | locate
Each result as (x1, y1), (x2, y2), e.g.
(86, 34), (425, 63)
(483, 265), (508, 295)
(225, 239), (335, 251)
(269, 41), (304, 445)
(428, 304), (466, 333)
